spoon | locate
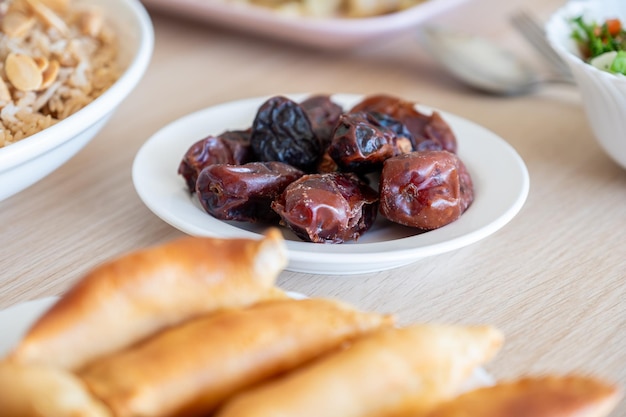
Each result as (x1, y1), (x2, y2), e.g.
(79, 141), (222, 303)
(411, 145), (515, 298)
(419, 26), (574, 96)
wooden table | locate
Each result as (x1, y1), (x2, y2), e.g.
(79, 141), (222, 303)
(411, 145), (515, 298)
(1, 0), (624, 414)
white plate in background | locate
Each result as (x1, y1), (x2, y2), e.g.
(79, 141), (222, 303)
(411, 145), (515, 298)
(133, 93), (529, 275)
(141, 0), (469, 49)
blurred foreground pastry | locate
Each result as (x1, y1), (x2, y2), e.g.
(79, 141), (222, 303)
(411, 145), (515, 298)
(9, 229), (287, 370)
(0, 361), (111, 417)
(80, 298), (393, 417)
(425, 375), (623, 417)
(216, 324), (504, 417)
(0, 230), (621, 417)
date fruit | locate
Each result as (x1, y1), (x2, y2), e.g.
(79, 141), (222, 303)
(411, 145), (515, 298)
(379, 151), (473, 230)
(178, 130), (253, 192)
(272, 172), (379, 243)
(327, 112), (413, 174)
(251, 96), (322, 172)
(300, 94), (344, 150)
(351, 94), (457, 153)
(196, 161), (304, 223)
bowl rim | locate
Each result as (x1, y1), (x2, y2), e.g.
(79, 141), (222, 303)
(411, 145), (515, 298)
(0, 0), (155, 172)
(545, 0), (626, 84)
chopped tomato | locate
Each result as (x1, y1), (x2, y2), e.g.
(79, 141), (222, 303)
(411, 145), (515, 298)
(606, 19), (622, 36)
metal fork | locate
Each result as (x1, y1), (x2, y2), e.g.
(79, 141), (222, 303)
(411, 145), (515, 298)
(510, 9), (574, 82)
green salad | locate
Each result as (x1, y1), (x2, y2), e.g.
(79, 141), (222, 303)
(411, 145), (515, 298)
(571, 16), (626, 75)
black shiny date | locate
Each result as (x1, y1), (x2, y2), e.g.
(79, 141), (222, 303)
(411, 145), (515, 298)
(196, 161), (304, 223)
(272, 172), (378, 243)
(250, 96), (322, 172)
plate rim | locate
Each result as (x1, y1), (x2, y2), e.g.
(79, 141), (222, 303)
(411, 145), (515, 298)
(132, 93), (530, 274)
(140, 0), (470, 49)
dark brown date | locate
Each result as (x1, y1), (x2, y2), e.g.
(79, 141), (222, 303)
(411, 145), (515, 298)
(423, 111), (457, 153)
(272, 172), (378, 243)
(316, 151), (339, 174)
(351, 94), (457, 153)
(251, 96), (322, 172)
(178, 130), (254, 192)
(327, 112), (413, 174)
(300, 95), (344, 149)
(217, 130), (255, 163)
(196, 161), (304, 223)
(379, 151), (473, 230)
(368, 111), (415, 150)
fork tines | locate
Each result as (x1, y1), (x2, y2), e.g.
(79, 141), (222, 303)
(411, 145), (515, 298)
(510, 9), (573, 79)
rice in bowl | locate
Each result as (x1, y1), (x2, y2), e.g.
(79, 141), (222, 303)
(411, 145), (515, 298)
(0, 0), (119, 148)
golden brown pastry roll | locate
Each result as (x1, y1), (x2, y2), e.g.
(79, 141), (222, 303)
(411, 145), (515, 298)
(79, 298), (394, 417)
(216, 323), (504, 417)
(9, 229), (287, 370)
(0, 361), (112, 417)
(425, 375), (622, 417)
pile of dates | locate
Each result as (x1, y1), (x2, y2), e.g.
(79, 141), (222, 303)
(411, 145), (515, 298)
(178, 94), (474, 244)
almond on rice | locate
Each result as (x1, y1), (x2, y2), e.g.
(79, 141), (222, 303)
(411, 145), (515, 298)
(0, 0), (120, 148)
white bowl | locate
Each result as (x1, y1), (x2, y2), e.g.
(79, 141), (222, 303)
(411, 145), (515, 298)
(546, 0), (626, 169)
(0, 0), (154, 202)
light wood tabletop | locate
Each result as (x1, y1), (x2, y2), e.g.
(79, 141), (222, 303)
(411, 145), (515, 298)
(1, 0), (624, 414)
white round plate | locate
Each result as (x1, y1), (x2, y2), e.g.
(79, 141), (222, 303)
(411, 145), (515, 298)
(0, 297), (57, 357)
(133, 94), (529, 275)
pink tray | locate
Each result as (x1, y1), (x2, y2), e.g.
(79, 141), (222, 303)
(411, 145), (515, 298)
(141, 0), (469, 50)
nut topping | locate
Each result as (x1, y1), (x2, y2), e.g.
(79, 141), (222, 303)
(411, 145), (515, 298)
(0, 78), (12, 102)
(24, 0), (69, 35)
(5, 53), (43, 92)
(7, 0), (31, 15)
(79, 9), (103, 37)
(39, 0), (69, 12)
(33, 56), (49, 71)
(40, 59), (60, 89)
(2, 11), (35, 38)
(0, 0), (119, 147)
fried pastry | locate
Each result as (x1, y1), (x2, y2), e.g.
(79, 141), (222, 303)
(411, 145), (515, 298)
(8, 229), (287, 370)
(0, 361), (112, 417)
(79, 298), (394, 417)
(424, 375), (622, 417)
(216, 324), (504, 417)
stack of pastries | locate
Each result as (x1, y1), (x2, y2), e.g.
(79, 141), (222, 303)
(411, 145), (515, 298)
(0, 230), (621, 417)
